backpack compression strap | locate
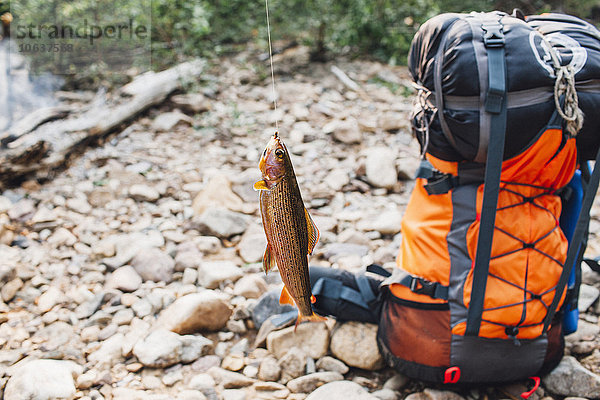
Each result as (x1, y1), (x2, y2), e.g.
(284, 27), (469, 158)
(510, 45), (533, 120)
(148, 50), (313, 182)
(543, 147), (600, 332)
(465, 17), (507, 336)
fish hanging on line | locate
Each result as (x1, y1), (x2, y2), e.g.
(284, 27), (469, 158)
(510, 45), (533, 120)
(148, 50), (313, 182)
(254, 132), (326, 329)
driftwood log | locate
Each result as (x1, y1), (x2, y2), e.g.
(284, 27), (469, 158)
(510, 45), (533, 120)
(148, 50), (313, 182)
(0, 59), (205, 189)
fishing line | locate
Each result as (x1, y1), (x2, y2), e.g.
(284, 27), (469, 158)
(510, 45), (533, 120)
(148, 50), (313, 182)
(264, 0), (280, 133)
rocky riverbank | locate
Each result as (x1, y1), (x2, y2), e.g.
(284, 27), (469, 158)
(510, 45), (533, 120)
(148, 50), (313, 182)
(1, 47), (599, 400)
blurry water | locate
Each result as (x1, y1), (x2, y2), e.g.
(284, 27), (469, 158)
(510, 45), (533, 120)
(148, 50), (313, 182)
(0, 40), (63, 132)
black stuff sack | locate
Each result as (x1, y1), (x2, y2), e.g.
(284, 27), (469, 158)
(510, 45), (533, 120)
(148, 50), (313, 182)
(409, 11), (600, 162)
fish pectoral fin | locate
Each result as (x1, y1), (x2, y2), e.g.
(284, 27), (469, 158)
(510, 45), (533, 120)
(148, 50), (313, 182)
(262, 245), (276, 274)
(253, 180), (269, 191)
(304, 207), (320, 255)
(279, 285), (295, 306)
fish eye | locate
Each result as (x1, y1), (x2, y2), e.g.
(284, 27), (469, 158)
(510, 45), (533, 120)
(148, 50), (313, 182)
(275, 149), (285, 158)
(263, 149), (266, 157)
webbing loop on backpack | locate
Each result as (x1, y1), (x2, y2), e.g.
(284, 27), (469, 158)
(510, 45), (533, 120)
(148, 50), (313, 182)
(465, 17), (507, 336)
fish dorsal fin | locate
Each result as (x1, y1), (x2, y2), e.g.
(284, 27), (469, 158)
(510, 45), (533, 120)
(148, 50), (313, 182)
(254, 180), (269, 191)
(304, 207), (320, 255)
(263, 244), (276, 274)
(279, 285), (295, 306)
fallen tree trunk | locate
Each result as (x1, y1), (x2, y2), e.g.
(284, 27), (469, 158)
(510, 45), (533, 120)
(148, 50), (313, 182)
(0, 59), (205, 189)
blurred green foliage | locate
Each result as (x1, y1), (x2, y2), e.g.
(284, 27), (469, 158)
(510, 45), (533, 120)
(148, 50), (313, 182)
(2, 0), (599, 73)
(152, 0), (599, 66)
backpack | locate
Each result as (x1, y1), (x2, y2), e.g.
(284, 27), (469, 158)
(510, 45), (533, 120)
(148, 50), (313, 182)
(377, 11), (600, 385)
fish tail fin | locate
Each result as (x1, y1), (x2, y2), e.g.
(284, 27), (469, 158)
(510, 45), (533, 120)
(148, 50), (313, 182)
(294, 312), (327, 332)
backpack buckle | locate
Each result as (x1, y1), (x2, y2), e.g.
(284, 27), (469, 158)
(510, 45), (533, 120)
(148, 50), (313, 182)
(410, 277), (437, 297)
(482, 23), (505, 48)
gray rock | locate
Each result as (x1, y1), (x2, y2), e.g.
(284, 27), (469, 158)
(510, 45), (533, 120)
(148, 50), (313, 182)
(88, 333), (125, 368)
(113, 308), (134, 325)
(258, 356), (281, 382)
(324, 169), (350, 191)
(566, 320), (600, 343)
(286, 371), (344, 393)
(397, 156), (421, 180)
(198, 260), (243, 289)
(1, 278), (23, 302)
(4, 359), (82, 400)
(131, 247), (175, 282)
(371, 389), (398, 400)
(153, 111), (193, 131)
(357, 210), (403, 235)
(242, 365), (258, 379)
(102, 231), (165, 269)
(32, 321), (75, 351)
(338, 229), (371, 246)
(222, 389), (246, 400)
(191, 355), (222, 373)
(306, 356), (316, 374)
(237, 225), (266, 263)
(170, 93), (211, 113)
(133, 329), (212, 368)
(131, 297), (154, 318)
(47, 228), (77, 246)
(8, 199), (35, 221)
(195, 207), (249, 238)
(106, 265), (142, 292)
(324, 243), (369, 261)
(330, 322), (384, 370)
(222, 353), (245, 372)
(37, 286), (63, 312)
(233, 274), (268, 299)
(365, 147), (397, 188)
(182, 267), (199, 284)
(175, 248), (203, 272)
(226, 319), (247, 334)
(578, 283), (599, 312)
(181, 334), (214, 363)
(252, 289), (296, 329)
(188, 373), (216, 390)
(207, 366), (255, 389)
(253, 381), (290, 399)
(379, 112), (405, 131)
(177, 390), (208, 400)
(543, 356), (600, 398)
(266, 322), (329, 359)
(66, 197), (92, 214)
(75, 293), (104, 319)
(330, 119), (362, 144)
(0, 195), (12, 213)
(0, 264), (15, 283)
(76, 370), (97, 390)
(279, 347), (308, 383)
(192, 175), (251, 216)
(157, 291), (232, 333)
(316, 356), (349, 374)
(194, 236), (222, 254)
(305, 381), (378, 400)
(383, 374), (409, 391)
(31, 207), (57, 224)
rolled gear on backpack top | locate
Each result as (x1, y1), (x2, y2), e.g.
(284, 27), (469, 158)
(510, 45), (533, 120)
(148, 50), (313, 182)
(526, 13), (600, 160)
(378, 10), (600, 385)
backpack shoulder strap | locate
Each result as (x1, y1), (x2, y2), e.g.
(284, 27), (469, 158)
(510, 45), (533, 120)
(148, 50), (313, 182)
(543, 147), (600, 332)
(465, 16), (507, 336)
